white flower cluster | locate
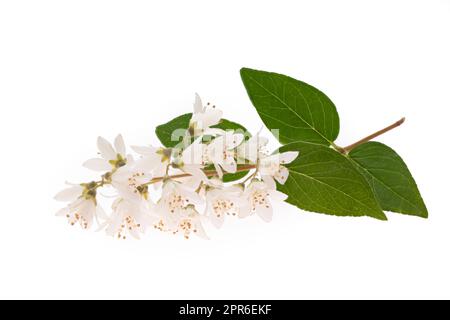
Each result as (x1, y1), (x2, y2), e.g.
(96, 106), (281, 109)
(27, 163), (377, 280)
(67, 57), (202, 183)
(55, 94), (299, 239)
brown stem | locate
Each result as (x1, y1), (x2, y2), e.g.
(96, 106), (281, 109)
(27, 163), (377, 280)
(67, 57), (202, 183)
(143, 164), (257, 185)
(341, 117), (405, 154)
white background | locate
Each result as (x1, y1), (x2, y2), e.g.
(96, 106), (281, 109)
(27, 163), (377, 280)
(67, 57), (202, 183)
(0, 0), (449, 299)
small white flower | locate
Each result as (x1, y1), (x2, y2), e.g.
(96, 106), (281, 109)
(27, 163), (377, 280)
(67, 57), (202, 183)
(155, 180), (203, 216)
(154, 180), (204, 233)
(131, 145), (171, 179)
(189, 93), (223, 136)
(258, 151), (299, 189)
(55, 183), (106, 229)
(83, 135), (128, 172)
(104, 197), (156, 240)
(207, 131), (244, 177)
(205, 183), (243, 228)
(54, 184), (84, 202)
(239, 180), (288, 222)
(111, 160), (152, 203)
(237, 135), (269, 163)
(178, 205), (209, 239)
(157, 205), (208, 240)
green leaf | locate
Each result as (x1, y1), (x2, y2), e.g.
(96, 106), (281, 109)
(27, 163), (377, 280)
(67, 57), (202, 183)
(348, 142), (428, 218)
(212, 118), (249, 134)
(222, 171), (249, 183)
(155, 113), (249, 148)
(278, 141), (386, 220)
(155, 113), (192, 148)
(201, 164), (250, 183)
(155, 113), (251, 182)
(240, 67), (340, 146)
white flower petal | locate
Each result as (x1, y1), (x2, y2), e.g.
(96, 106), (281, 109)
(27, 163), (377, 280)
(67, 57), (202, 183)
(207, 178), (224, 189)
(178, 186), (204, 206)
(221, 157), (237, 173)
(54, 185), (82, 202)
(279, 151), (299, 165)
(183, 175), (204, 190)
(110, 165), (129, 181)
(225, 133), (244, 149)
(260, 153), (280, 165)
(152, 181), (163, 190)
(68, 197), (84, 211)
(129, 228), (141, 239)
(96, 205), (109, 221)
(105, 216), (122, 237)
(64, 181), (79, 186)
(97, 136), (116, 161)
(126, 154), (134, 164)
(237, 142), (255, 162)
(210, 211), (225, 229)
(256, 136), (269, 148)
(138, 210), (158, 228)
(55, 207), (69, 216)
(203, 108), (223, 128)
(269, 189), (289, 202)
(203, 128), (226, 136)
(248, 180), (266, 191)
(83, 158), (111, 171)
(213, 163), (223, 178)
(207, 142), (224, 164)
(262, 175), (277, 190)
(256, 203), (273, 222)
(182, 138), (205, 165)
(237, 135), (269, 163)
(114, 134), (126, 155)
(194, 220), (209, 240)
(95, 220), (109, 232)
(238, 203), (252, 219)
(134, 154), (161, 172)
(83, 201), (96, 229)
(274, 166), (290, 185)
(183, 164), (208, 183)
(131, 145), (158, 156)
(193, 93), (203, 114)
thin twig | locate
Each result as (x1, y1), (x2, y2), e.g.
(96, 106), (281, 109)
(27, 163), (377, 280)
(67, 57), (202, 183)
(143, 164), (257, 185)
(342, 117), (405, 154)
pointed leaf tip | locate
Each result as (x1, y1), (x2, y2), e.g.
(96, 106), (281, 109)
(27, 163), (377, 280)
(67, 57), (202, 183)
(240, 68), (340, 146)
